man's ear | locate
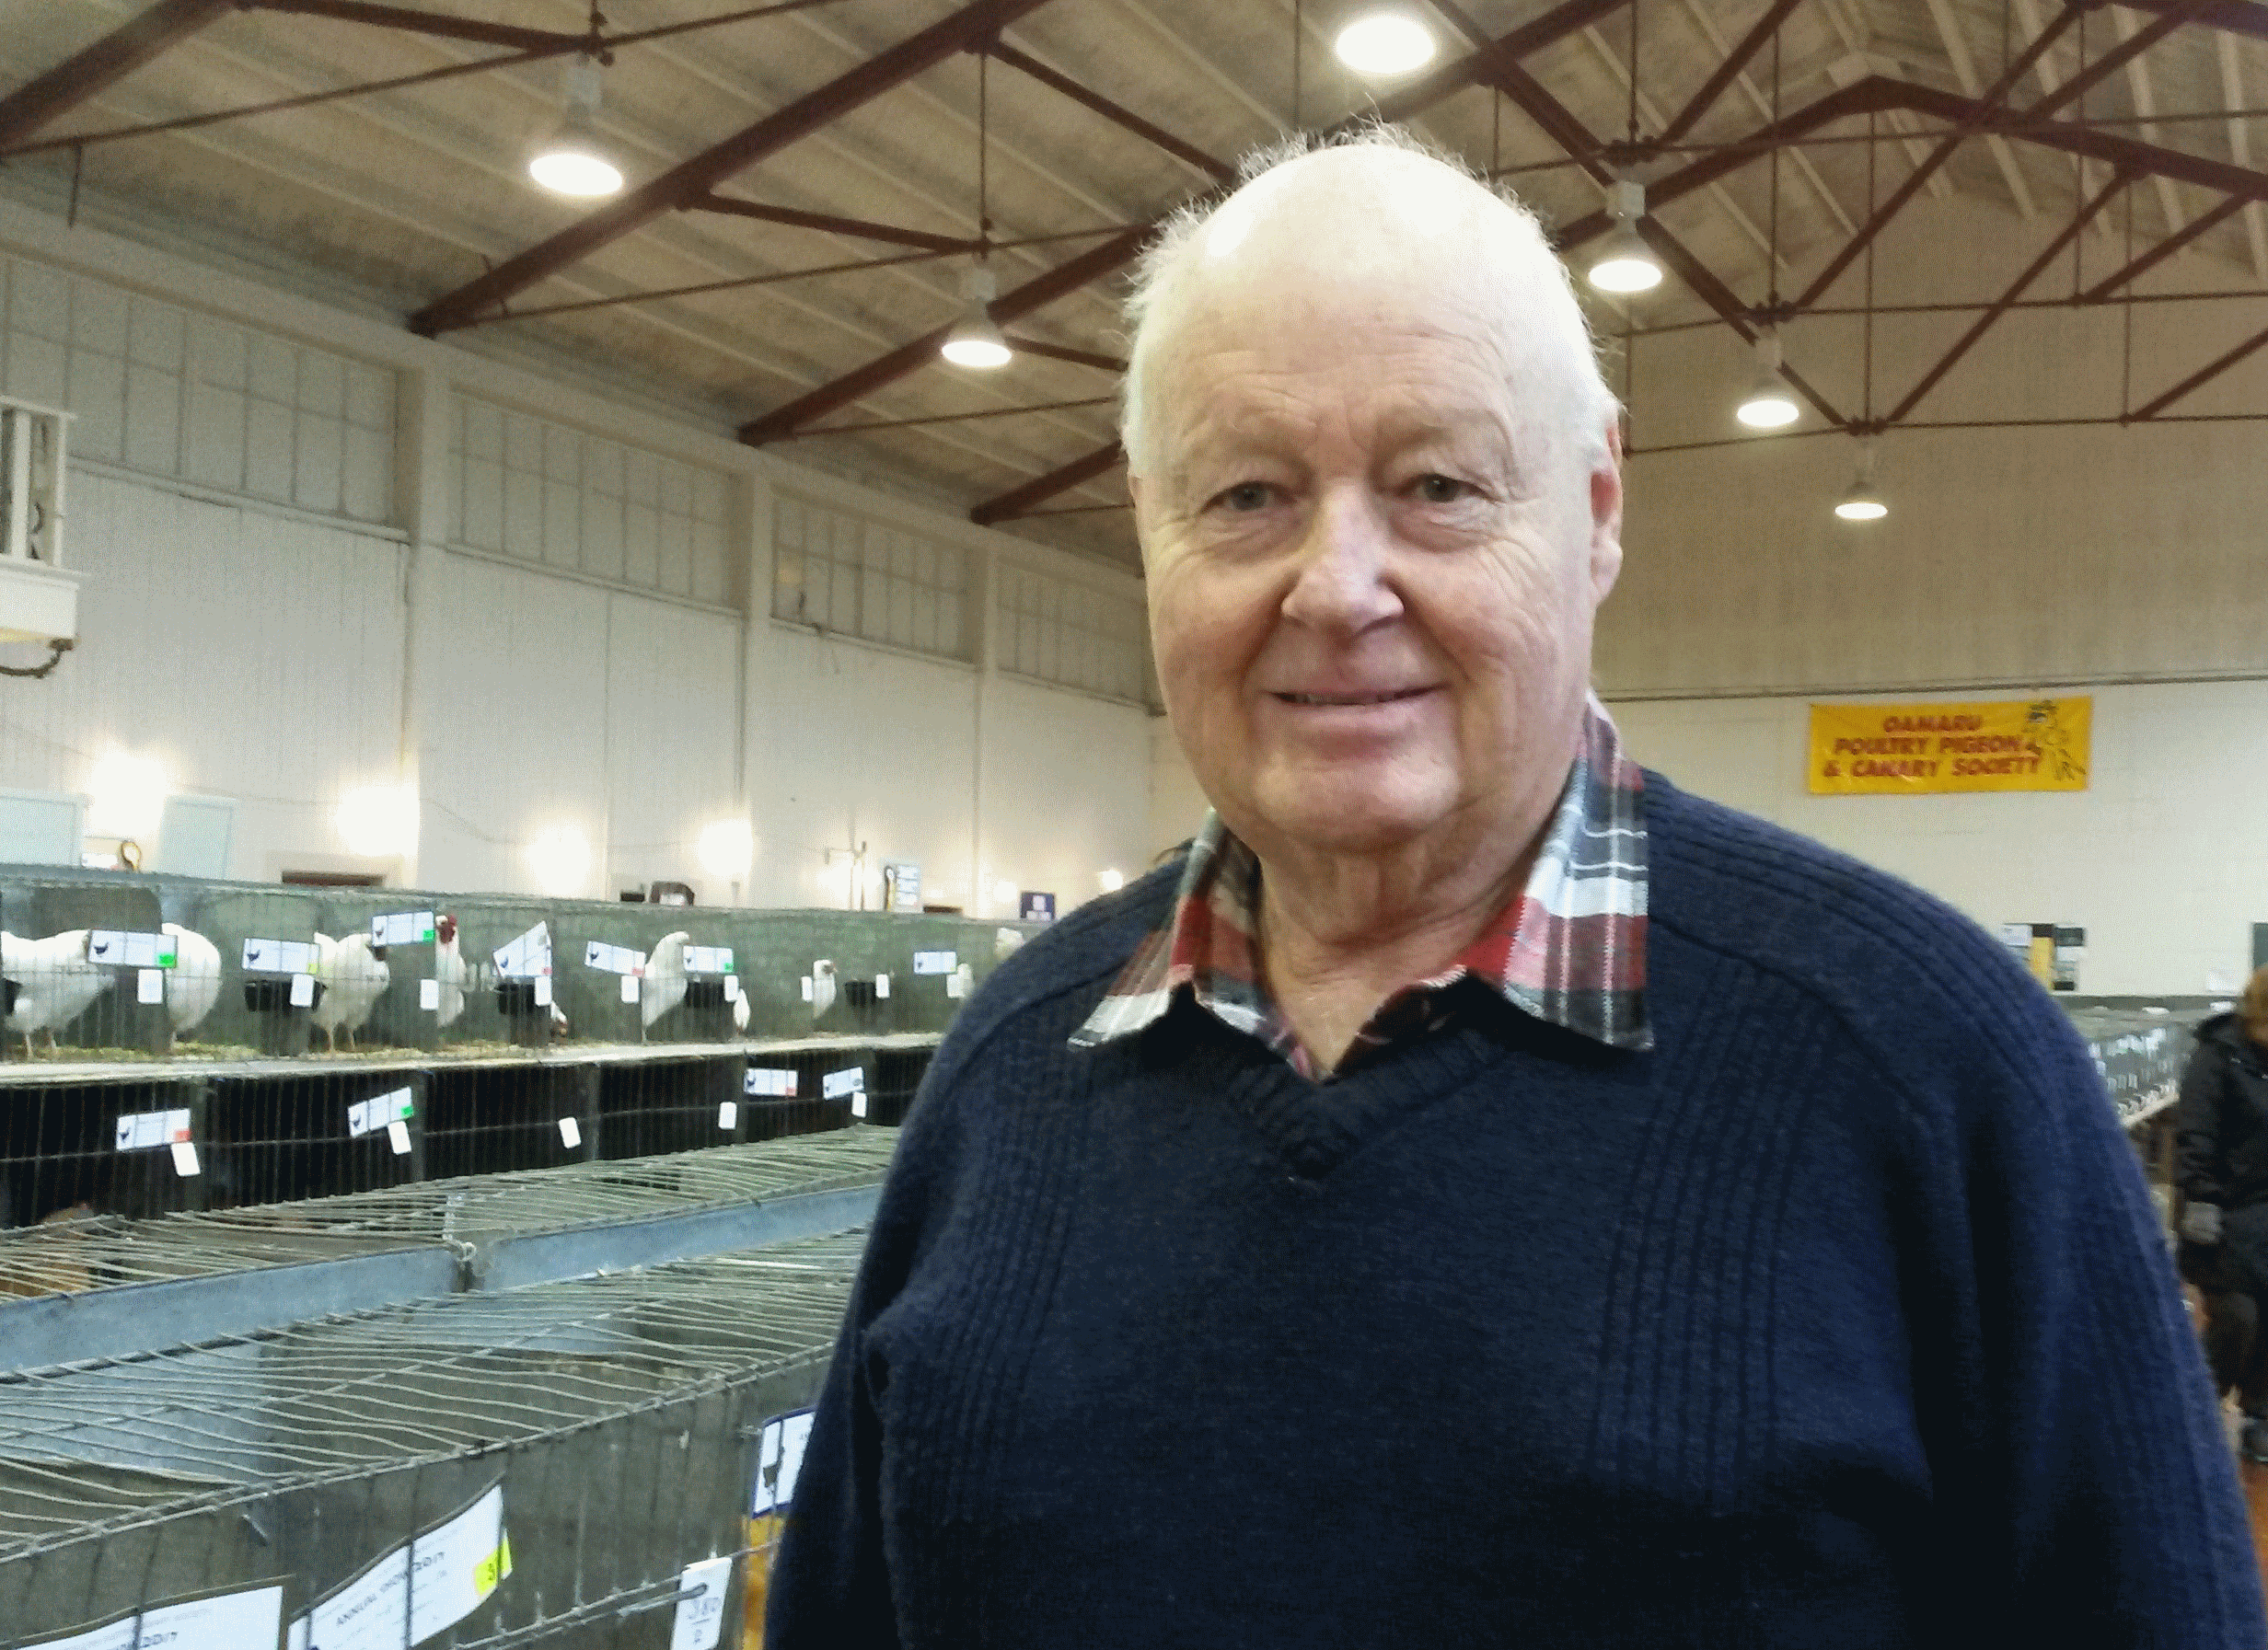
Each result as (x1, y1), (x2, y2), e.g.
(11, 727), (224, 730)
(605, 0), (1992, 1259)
(1588, 418), (1625, 606)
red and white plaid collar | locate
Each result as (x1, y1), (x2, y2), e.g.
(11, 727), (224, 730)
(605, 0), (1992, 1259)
(1070, 698), (1650, 1078)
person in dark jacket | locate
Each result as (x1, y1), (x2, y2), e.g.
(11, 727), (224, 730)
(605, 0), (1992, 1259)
(2179, 964), (2268, 1458)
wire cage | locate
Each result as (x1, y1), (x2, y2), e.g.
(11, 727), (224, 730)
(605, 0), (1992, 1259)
(0, 1228), (870, 1650)
(0, 1073), (205, 1230)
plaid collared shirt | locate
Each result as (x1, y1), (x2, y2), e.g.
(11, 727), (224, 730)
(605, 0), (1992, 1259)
(1070, 698), (1650, 1078)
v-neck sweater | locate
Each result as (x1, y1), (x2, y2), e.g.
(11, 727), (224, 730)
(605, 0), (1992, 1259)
(768, 776), (2263, 1649)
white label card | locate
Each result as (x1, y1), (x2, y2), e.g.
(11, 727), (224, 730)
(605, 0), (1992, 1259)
(912, 951), (957, 975)
(583, 940), (645, 975)
(746, 1067), (796, 1097)
(619, 973), (641, 1004)
(682, 945), (735, 975)
(800, 975), (813, 1002)
(851, 1092), (867, 1118)
(723, 975), (740, 1002)
(372, 911), (434, 947)
(114, 1109), (191, 1151)
(420, 977), (441, 1011)
(558, 1115), (582, 1149)
(875, 973), (890, 998)
(533, 976), (552, 1008)
(288, 972), (315, 1009)
(387, 1119), (411, 1154)
(492, 921), (552, 980)
(668, 1555), (735, 1650)
(289, 1483), (508, 1650)
(29, 1583), (284, 1650)
(946, 973), (966, 999)
(823, 1066), (864, 1100)
(136, 967), (164, 1005)
(87, 930), (175, 970)
(752, 1410), (815, 1515)
(242, 937), (310, 975)
(348, 1088), (414, 1138)
(717, 1100), (738, 1130)
(171, 1140), (201, 1178)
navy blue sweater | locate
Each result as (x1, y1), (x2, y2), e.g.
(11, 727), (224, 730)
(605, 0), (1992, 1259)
(770, 778), (2263, 1647)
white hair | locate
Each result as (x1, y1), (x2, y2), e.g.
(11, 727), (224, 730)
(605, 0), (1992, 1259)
(1117, 124), (1619, 479)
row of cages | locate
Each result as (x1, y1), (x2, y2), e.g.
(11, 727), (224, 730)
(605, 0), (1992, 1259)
(0, 1043), (933, 1229)
(0, 867), (1038, 1063)
(0, 1229), (875, 1650)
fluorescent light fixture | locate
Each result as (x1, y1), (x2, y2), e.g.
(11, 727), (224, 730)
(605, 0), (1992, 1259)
(529, 57), (623, 198)
(1735, 331), (1800, 429)
(942, 262), (1012, 369)
(1587, 178), (1662, 294)
(87, 750), (169, 840)
(1835, 439), (1888, 521)
(335, 784), (418, 860)
(697, 817), (755, 878)
(526, 824), (593, 896)
(1335, 12), (1437, 75)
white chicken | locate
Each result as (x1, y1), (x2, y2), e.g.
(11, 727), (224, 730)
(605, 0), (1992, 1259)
(2, 930), (110, 1057)
(810, 958), (838, 1024)
(310, 931), (390, 1054)
(162, 923), (222, 1037)
(732, 988), (750, 1034)
(641, 930), (689, 1037)
(432, 914), (469, 1030)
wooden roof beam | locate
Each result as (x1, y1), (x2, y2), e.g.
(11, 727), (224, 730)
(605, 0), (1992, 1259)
(970, 441), (1124, 525)
(0, 0), (237, 151)
(986, 41), (1234, 185)
(239, 0), (581, 52)
(410, 0), (1060, 337)
(1656, 0), (1810, 145)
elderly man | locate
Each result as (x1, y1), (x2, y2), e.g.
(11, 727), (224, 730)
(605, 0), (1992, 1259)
(770, 131), (2261, 1646)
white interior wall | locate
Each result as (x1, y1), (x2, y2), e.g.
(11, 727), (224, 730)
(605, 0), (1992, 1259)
(0, 199), (1154, 918)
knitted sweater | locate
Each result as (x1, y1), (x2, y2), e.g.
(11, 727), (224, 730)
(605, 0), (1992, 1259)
(768, 777), (2264, 1647)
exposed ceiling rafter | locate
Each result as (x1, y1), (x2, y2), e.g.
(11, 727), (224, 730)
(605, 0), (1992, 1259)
(0, 0), (235, 151)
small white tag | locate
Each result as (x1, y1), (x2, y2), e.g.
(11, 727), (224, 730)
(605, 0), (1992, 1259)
(823, 1066), (864, 1100)
(533, 975), (553, 1008)
(137, 967), (164, 1004)
(875, 973), (890, 999)
(558, 1115), (582, 1148)
(946, 973), (966, 998)
(171, 1140), (201, 1177)
(752, 1411), (816, 1514)
(800, 975), (813, 1002)
(717, 1100), (738, 1131)
(420, 977), (440, 1011)
(289, 972), (315, 1008)
(723, 975), (740, 1002)
(620, 972), (641, 1003)
(851, 1091), (868, 1118)
(387, 1118), (411, 1154)
(745, 1067), (796, 1097)
(669, 1554), (735, 1650)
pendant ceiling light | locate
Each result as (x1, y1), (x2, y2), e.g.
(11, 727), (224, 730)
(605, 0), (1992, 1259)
(1334, 12), (1438, 75)
(941, 50), (1012, 371)
(528, 52), (622, 198)
(1834, 438), (1888, 521)
(1734, 329), (1799, 428)
(1587, 178), (1662, 294)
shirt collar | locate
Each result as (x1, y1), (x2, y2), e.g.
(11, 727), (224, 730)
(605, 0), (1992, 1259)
(1071, 697), (1650, 1067)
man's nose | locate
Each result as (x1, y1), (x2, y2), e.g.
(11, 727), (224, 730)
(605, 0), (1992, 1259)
(1279, 484), (1404, 633)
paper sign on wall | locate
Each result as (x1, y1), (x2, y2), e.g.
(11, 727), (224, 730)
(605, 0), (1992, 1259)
(746, 1067), (797, 1097)
(28, 1582), (284, 1650)
(286, 1483), (509, 1650)
(1808, 697), (2092, 794)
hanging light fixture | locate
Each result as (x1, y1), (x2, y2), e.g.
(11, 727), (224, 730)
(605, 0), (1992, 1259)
(1834, 438), (1888, 521)
(942, 262), (1012, 369)
(1734, 329), (1799, 428)
(1334, 11), (1438, 75)
(528, 52), (622, 198)
(940, 49), (1013, 371)
(1587, 178), (1662, 294)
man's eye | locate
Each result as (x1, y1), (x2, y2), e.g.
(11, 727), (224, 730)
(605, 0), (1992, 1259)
(1213, 482), (1275, 513)
(1413, 474), (1471, 503)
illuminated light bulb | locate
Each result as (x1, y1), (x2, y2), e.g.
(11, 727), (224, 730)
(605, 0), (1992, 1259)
(526, 824), (592, 896)
(696, 818), (755, 879)
(336, 784), (418, 859)
(1097, 868), (1125, 894)
(1334, 12), (1437, 75)
(528, 57), (623, 198)
(1735, 331), (1800, 429)
(1586, 179), (1662, 295)
(1835, 440), (1889, 521)
(941, 262), (1012, 369)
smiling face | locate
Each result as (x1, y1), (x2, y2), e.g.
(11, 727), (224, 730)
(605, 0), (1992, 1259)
(1130, 150), (1623, 872)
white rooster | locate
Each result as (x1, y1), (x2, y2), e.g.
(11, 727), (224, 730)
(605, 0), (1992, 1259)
(432, 914), (469, 1030)
(162, 923), (222, 1038)
(1, 930), (110, 1057)
(810, 958), (838, 1025)
(641, 930), (690, 1038)
(310, 931), (390, 1053)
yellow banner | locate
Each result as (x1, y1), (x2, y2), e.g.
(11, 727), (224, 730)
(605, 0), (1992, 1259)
(1808, 697), (2091, 794)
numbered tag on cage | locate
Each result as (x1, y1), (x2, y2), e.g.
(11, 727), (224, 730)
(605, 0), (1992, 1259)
(558, 1115), (582, 1149)
(752, 1410), (816, 1516)
(670, 1554), (735, 1650)
(717, 1100), (738, 1131)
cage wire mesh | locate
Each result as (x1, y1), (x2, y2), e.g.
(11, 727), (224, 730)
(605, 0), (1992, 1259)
(0, 1130), (900, 1308)
(0, 1038), (934, 1229)
(0, 1227), (869, 1649)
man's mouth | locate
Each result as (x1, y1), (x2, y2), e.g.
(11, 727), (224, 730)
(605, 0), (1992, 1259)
(1274, 687), (1433, 706)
